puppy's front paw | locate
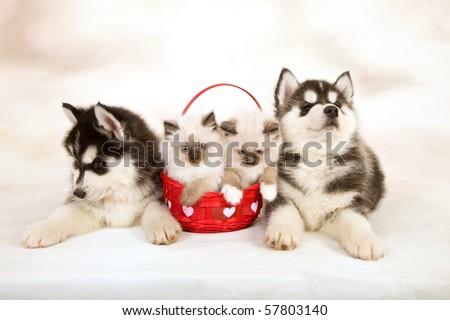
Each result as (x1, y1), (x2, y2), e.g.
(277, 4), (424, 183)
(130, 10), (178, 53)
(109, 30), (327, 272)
(221, 184), (243, 205)
(260, 183), (277, 202)
(265, 224), (300, 251)
(146, 217), (182, 245)
(22, 221), (67, 248)
(180, 186), (203, 207)
(342, 233), (385, 261)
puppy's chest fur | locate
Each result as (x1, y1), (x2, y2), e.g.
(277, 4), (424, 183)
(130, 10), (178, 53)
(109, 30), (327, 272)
(76, 184), (152, 227)
(279, 156), (357, 231)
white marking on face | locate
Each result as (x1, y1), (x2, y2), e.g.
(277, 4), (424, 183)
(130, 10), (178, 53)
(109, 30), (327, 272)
(82, 145), (98, 164)
(328, 91), (338, 103)
(304, 90), (317, 103)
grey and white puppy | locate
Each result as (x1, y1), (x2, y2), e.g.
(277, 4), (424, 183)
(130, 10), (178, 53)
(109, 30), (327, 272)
(265, 69), (385, 260)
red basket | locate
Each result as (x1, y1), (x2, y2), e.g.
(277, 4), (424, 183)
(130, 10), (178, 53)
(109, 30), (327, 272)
(162, 83), (264, 233)
(162, 172), (262, 233)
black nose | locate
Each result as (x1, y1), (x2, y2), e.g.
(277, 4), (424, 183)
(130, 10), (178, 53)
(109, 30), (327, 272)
(324, 105), (339, 118)
(73, 189), (86, 199)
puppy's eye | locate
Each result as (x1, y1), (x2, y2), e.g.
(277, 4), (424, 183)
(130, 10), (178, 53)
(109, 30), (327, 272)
(303, 104), (313, 111)
(256, 150), (263, 155)
(181, 146), (189, 153)
(199, 143), (205, 150)
(92, 157), (103, 169)
(240, 149), (245, 155)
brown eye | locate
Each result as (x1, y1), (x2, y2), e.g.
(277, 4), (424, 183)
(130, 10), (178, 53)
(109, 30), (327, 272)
(256, 150), (263, 155)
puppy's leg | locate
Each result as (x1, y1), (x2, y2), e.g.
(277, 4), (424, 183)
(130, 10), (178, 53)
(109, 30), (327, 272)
(141, 200), (182, 245)
(22, 204), (103, 248)
(265, 201), (304, 250)
(259, 166), (277, 202)
(319, 208), (384, 260)
(221, 168), (243, 205)
(181, 177), (219, 206)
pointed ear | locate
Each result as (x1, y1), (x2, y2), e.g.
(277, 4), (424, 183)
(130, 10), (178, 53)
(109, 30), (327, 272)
(163, 120), (180, 138)
(94, 104), (124, 140)
(334, 71), (354, 101)
(263, 119), (279, 135)
(62, 102), (81, 124)
(201, 111), (217, 129)
(274, 68), (299, 109)
(219, 119), (237, 136)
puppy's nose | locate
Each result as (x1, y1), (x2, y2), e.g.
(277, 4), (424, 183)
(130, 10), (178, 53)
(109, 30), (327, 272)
(324, 105), (339, 118)
(188, 148), (201, 163)
(73, 189), (86, 199)
(242, 151), (259, 165)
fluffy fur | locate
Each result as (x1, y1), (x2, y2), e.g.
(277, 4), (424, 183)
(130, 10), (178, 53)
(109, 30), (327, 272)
(162, 112), (224, 206)
(22, 102), (181, 248)
(219, 111), (282, 205)
(265, 69), (385, 260)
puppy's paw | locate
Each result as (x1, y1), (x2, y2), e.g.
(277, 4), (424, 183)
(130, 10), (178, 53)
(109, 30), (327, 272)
(180, 186), (203, 207)
(146, 217), (182, 245)
(342, 233), (385, 261)
(265, 224), (300, 251)
(260, 183), (277, 202)
(22, 221), (67, 248)
(221, 184), (243, 205)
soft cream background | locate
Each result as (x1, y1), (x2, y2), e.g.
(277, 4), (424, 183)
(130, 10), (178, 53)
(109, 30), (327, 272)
(0, 0), (449, 298)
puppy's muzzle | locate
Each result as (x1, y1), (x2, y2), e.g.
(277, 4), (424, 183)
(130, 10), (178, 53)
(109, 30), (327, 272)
(241, 150), (260, 166)
(188, 148), (201, 164)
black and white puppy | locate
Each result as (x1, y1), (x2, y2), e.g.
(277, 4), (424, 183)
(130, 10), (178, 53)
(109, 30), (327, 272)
(265, 69), (385, 260)
(22, 102), (181, 247)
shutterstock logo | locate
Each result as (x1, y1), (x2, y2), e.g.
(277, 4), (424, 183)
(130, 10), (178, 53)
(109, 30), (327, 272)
(100, 132), (348, 168)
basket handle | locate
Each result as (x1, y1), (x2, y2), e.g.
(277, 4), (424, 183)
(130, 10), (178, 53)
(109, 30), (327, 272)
(181, 83), (262, 116)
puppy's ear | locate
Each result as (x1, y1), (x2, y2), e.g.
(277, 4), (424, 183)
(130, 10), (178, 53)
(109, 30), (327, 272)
(263, 119), (279, 135)
(163, 120), (180, 138)
(62, 102), (81, 124)
(94, 103), (124, 140)
(219, 119), (237, 136)
(274, 68), (299, 109)
(334, 71), (354, 101)
(201, 111), (217, 129)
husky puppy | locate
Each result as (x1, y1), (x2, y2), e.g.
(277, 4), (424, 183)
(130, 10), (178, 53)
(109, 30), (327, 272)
(219, 111), (281, 205)
(162, 112), (224, 206)
(22, 102), (181, 248)
(265, 69), (385, 260)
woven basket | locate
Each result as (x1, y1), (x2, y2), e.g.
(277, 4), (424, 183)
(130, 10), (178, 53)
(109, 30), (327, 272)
(162, 83), (264, 233)
(162, 172), (262, 233)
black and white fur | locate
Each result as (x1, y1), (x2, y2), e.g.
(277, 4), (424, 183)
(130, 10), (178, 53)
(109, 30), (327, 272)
(22, 102), (181, 247)
(265, 69), (385, 260)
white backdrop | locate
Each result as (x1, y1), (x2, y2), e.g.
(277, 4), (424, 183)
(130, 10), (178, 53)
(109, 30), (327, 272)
(0, 0), (449, 299)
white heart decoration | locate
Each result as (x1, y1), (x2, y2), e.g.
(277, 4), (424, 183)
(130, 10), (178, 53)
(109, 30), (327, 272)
(182, 206), (194, 217)
(167, 200), (172, 210)
(251, 201), (259, 213)
(223, 207), (236, 218)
